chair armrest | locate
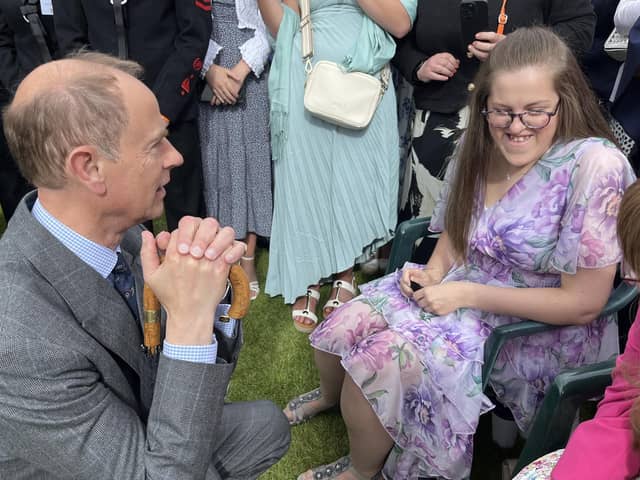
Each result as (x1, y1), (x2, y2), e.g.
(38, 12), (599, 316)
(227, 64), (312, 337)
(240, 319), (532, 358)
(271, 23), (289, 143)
(482, 320), (559, 390)
(601, 281), (638, 316)
(386, 217), (434, 274)
(482, 282), (638, 391)
(512, 359), (616, 476)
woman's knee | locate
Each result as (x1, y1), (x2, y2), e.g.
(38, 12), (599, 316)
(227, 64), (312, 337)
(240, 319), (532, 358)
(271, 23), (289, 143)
(311, 298), (387, 351)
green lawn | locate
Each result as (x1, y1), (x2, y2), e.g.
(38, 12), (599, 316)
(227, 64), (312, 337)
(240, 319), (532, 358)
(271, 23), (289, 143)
(0, 206), (511, 479)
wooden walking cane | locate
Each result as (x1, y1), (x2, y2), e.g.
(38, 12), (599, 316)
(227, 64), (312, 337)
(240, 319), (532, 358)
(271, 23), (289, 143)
(142, 263), (251, 356)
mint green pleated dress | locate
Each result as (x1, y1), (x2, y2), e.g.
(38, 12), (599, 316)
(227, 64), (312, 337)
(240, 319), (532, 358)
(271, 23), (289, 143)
(265, 0), (417, 303)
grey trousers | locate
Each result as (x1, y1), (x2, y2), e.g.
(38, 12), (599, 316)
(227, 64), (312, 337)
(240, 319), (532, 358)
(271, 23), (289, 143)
(208, 400), (290, 479)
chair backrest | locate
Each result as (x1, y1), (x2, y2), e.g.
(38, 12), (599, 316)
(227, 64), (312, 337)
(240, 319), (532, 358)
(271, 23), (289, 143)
(386, 217), (436, 274)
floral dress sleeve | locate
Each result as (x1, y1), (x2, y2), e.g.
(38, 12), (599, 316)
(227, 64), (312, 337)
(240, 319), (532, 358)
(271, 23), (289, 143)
(551, 138), (636, 273)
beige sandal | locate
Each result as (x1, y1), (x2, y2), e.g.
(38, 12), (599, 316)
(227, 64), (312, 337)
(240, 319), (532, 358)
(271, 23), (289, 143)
(292, 288), (320, 333)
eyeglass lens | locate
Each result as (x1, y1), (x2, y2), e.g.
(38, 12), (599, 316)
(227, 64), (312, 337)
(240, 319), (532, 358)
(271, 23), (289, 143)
(486, 111), (552, 129)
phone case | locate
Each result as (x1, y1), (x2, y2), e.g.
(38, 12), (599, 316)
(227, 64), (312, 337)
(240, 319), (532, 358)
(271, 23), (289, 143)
(200, 83), (247, 106)
(460, 0), (489, 50)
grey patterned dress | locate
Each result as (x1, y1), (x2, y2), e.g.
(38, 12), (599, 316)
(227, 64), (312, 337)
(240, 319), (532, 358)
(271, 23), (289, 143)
(198, 0), (272, 239)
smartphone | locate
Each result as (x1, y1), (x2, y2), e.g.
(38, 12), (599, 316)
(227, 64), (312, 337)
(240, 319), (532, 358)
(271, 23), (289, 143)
(200, 83), (247, 106)
(200, 84), (214, 102)
(460, 0), (489, 50)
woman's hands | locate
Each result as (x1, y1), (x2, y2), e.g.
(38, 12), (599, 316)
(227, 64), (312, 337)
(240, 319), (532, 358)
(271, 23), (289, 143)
(467, 31), (505, 62)
(416, 53), (460, 82)
(205, 61), (250, 106)
(399, 267), (443, 297)
(413, 282), (470, 316)
(414, 32), (505, 84)
(400, 267), (470, 316)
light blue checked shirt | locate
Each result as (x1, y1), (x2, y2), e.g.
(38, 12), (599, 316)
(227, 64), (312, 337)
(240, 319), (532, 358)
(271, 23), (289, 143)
(32, 198), (235, 364)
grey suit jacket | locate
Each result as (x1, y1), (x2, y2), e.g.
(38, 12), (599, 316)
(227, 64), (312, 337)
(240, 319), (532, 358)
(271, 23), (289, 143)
(0, 192), (236, 479)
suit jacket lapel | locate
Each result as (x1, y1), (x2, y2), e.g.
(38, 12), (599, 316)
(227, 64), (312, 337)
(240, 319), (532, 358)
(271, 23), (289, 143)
(120, 227), (161, 412)
(12, 194), (145, 390)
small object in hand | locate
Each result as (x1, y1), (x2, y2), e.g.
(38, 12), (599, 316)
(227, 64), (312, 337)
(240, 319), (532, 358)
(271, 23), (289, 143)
(410, 280), (421, 292)
(224, 264), (251, 320)
(143, 283), (162, 356)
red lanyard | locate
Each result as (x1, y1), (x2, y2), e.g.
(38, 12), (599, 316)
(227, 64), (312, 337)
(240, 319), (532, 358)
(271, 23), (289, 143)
(497, 0), (508, 35)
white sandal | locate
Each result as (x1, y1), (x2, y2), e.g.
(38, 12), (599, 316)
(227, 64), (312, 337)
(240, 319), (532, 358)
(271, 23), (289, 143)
(323, 278), (357, 315)
(292, 288), (321, 333)
(241, 256), (260, 301)
(249, 281), (260, 300)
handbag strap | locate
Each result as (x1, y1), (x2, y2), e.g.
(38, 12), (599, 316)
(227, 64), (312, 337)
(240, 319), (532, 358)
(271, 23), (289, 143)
(299, 0), (314, 73)
(298, 0), (390, 91)
(20, 0), (52, 63)
(111, 0), (129, 60)
(496, 0), (509, 35)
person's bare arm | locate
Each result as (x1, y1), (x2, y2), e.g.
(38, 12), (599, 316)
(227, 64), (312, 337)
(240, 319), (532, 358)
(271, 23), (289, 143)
(356, 0), (412, 37)
(258, 0), (299, 38)
(414, 264), (617, 325)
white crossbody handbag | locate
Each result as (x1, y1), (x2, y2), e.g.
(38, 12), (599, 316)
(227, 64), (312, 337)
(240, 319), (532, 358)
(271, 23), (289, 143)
(299, 0), (390, 129)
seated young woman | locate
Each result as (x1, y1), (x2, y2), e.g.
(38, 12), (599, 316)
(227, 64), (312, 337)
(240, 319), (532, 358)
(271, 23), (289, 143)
(284, 26), (637, 480)
(514, 179), (640, 480)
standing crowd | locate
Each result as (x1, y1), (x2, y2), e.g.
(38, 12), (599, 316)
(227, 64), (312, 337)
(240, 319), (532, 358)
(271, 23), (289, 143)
(1, 0), (640, 479)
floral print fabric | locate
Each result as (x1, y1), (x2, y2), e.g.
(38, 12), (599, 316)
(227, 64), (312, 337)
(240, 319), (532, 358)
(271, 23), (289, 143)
(513, 449), (564, 479)
(310, 138), (636, 479)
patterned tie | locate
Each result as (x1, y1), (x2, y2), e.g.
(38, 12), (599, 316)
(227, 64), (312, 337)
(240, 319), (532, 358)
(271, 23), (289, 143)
(108, 252), (139, 320)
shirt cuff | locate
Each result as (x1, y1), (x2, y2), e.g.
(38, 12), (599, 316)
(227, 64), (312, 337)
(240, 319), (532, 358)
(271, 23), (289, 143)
(201, 39), (223, 79)
(163, 338), (218, 364)
(239, 36), (271, 78)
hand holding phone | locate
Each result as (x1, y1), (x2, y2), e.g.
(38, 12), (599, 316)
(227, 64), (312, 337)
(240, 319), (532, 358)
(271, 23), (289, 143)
(460, 0), (489, 52)
(467, 31), (505, 62)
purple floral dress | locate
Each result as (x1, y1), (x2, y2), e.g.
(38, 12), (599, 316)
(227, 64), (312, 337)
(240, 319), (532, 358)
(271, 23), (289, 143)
(310, 138), (636, 479)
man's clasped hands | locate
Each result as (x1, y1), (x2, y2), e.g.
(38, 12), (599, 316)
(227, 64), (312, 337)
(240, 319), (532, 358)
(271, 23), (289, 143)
(140, 216), (246, 347)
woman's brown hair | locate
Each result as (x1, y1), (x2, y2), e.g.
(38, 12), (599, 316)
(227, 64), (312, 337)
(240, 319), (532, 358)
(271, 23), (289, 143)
(444, 27), (615, 259)
(617, 180), (640, 447)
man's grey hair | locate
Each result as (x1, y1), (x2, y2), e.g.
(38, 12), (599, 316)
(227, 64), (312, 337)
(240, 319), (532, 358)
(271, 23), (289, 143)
(2, 51), (144, 189)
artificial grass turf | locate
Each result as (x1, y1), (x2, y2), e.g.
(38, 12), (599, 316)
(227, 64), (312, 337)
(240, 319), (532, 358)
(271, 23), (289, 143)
(227, 248), (350, 478)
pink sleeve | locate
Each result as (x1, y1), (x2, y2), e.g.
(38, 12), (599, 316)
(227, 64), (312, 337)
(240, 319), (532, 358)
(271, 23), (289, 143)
(552, 312), (640, 479)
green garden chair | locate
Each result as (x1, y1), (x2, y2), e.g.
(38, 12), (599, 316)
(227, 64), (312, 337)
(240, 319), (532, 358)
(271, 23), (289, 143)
(510, 357), (619, 476)
(386, 217), (639, 477)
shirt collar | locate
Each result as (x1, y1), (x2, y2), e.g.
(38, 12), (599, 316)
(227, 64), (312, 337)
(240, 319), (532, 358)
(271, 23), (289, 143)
(31, 197), (119, 279)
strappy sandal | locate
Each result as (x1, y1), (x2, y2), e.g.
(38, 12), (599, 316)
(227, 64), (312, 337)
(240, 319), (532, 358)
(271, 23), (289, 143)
(248, 281), (260, 301)
(297, 455), (384, 480)
(284, 387), (325, 425)
(240, 256), (260, 300)
(292, 288), (321, 333)
(323, 277), (357, 316)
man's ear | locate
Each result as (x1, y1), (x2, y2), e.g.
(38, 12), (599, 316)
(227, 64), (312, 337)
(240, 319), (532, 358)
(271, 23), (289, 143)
(66, 145), (107, 195)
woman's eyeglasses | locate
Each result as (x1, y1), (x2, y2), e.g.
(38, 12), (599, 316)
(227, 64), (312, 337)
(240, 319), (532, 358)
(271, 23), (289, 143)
(481, 103), (560, 129)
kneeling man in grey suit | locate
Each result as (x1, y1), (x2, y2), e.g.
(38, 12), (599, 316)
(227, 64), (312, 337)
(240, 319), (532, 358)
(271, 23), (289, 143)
(0, 52), (289, 479)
